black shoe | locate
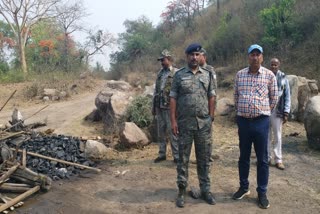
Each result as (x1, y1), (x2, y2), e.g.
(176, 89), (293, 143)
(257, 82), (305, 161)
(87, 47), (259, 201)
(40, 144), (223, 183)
(258, 193), (270, 209)
(176, 188), (186, 208)
(232, 188), (250, 200)
(154, 156), (166, 163)
(201, 192), (216, 205)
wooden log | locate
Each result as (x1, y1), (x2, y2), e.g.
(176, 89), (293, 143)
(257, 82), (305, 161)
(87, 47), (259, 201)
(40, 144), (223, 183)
(11, 149), (101, 173)
(0, 164), (20, 185)
(22, 149), (26, 167)
(0, 131), (24, 141)
(1, 183), (30, 188)
(0, 186), (40, 212)
(0, 183), (31, 193)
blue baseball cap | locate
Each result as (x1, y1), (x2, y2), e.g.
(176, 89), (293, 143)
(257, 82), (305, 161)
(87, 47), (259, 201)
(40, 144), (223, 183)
(248, 44), (263, 54)
(185, 43), (202, 54)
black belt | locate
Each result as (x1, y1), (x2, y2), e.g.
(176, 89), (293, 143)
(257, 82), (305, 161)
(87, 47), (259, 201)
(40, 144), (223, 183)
(240, 115), (268, 121)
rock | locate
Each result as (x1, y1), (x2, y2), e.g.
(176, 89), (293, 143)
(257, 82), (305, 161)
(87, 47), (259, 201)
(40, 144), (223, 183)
(304, 95), (320, 150)
(59, 91), (68, 99)
(0, 124), (5, 129)
(51, 95), (60, 101)
(110, 92), (131, 119)
(287, 75), (299, 120)
(288, 75), (318, 122)
(43, 96), (50, 101)
(216, 98), (235, 116)
(120, 122), (149, 148)
(43, 88), (58, 97)
(308, 80), (319, 95)
(95, 89), (131, 121)
(85, 140), (109, 160)
(143, 84), (155, 98)
(105, 80), (132, 91)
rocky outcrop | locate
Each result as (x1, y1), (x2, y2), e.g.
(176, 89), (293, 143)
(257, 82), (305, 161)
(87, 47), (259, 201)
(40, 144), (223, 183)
(119, 122), (149, 148)
(304, 95), (320, 150)
(287, 75), (318, 122)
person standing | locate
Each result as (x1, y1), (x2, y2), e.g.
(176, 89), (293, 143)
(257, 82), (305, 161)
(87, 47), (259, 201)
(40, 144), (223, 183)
(152, 49), (179, 163)
(268, 58), (291, 170)
(199, 48), (217, 88)
(170, 43), (216, 207)
(233, 44), (278, 209)
(199, 48), (217, 163)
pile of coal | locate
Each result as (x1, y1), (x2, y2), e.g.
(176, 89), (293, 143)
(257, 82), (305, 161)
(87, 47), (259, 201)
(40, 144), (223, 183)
(9, 135), (96, 180)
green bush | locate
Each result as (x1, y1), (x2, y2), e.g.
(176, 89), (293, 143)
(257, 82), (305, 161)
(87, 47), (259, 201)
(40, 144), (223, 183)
(0, 69), (25, 83)
(125, 96), (153, 128)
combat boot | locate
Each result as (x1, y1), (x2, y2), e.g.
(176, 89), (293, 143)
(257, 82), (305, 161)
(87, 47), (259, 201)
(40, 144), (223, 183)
(176, 186), (186, 208)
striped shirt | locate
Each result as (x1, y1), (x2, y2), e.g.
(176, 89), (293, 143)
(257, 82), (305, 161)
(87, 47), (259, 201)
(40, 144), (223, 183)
(234, 66), (278, 118)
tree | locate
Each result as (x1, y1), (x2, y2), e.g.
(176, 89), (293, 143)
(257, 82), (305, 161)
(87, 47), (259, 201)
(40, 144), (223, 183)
(82, 29), (115, 66)
(55, 0), (88, 71)
(0, 0), (62, 73)
(0, 20), (14, 73)
(161, 0), (206, 33)
(259, 0), (301, 51)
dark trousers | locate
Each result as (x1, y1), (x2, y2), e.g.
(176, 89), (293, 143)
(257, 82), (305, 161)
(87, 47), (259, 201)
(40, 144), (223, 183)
(237, 116), (270, 194)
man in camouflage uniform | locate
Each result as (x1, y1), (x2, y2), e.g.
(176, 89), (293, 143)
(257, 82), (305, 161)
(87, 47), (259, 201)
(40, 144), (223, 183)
(200, 48), (217, 163)
(152, 49), (179, 163)
(199, 48), (217, 92)
(170, 43), (217, 207)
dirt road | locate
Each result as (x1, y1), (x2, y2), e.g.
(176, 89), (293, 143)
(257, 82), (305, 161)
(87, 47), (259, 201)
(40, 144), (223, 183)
(0, 83), (319, 213)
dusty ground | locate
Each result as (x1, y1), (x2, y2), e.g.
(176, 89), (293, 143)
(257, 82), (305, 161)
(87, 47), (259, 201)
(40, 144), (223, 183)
(0, 81), (319, 214)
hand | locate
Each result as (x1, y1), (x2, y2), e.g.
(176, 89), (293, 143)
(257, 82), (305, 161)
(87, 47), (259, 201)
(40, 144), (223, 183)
(172, 120), (179, 137)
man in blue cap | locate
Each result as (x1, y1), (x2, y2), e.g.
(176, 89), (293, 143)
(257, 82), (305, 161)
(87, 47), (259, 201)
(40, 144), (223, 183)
(233, 44), (278, 209)
(169, 43), (217, 207)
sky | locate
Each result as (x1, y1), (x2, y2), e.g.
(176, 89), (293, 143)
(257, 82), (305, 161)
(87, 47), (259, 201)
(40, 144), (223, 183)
(78, 0), (172, 69)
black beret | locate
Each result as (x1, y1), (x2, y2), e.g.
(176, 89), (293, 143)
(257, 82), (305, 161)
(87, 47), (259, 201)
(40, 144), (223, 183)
(185, 43), (202, 54)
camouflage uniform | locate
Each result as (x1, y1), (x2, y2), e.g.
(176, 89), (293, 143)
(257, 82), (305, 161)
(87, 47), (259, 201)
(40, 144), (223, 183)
(201, 63), (217, 162)
(153, 66), (179, 160)
(169, 66), (216, 193)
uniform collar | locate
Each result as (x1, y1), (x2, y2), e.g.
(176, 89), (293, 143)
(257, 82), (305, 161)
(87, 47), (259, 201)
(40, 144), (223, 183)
(186, 66), (204, 74)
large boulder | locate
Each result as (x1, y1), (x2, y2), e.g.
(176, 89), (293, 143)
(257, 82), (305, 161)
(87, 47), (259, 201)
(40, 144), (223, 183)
(304, 95), (320, 150)
(120, 122), (149, 148)
(110, 91), (132, 119)
(43, 88), (58, 97)
(216, 98), (235, 116)
(85, 140), (110, 160)
(287, 75), (318, 122)
(143, 84), (155, 98)
(95, 90), (132, 125)
(105, 80), (132, 91)
(287, 75), (299, 119)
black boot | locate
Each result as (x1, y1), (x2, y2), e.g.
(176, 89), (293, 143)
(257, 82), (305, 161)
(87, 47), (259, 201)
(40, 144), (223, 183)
(176, 187), (186, 208)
